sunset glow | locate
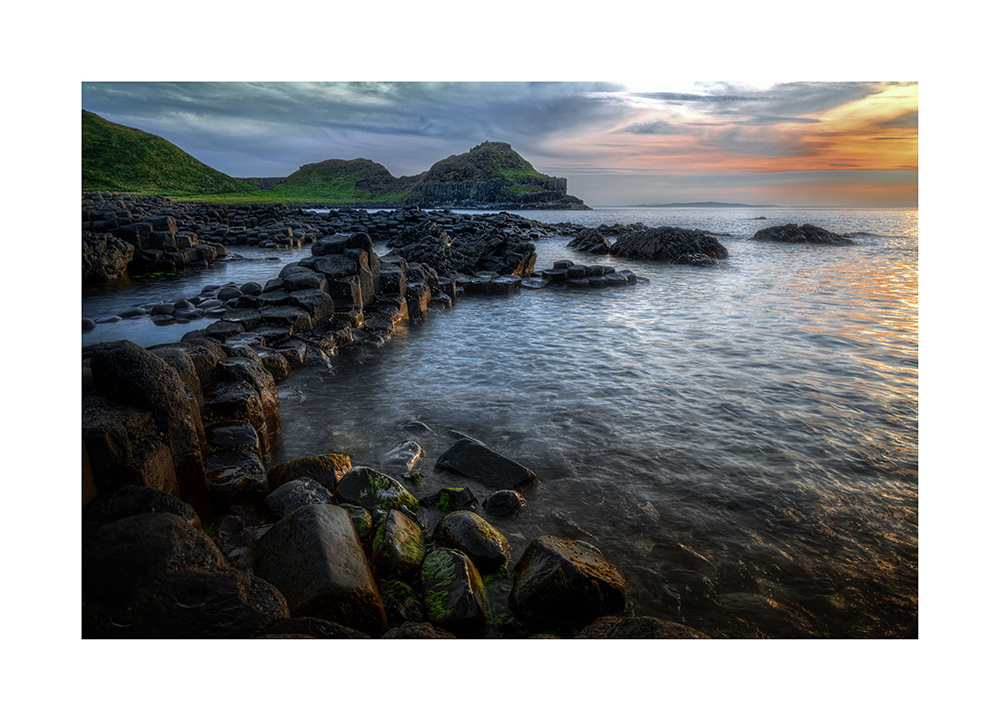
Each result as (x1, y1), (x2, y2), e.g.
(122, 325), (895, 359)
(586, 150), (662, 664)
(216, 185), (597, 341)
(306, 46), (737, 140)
(81, 81), (918, 207)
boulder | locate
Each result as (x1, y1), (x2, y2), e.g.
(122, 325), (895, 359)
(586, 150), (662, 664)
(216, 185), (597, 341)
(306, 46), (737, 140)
(252, 504), (388, 637)
(90, 565), (289, 639)
(508, 536), (627, 633)
(264, 477), (334, 519)
(420, 487), (478, 514)
(379, 440), (425, 477)
(751, 223), (852, 245)
(82, 396), (179, 498)
(88, 340), (209, 516)
(255, 616), (370, 639)
(83, 485), (200, 534)
(82, 231), (134, 282)
(378, 580), (426, 624)
(482, 490), (528, 518)
(266, 453), (352, 492)
(432, 511), (510, 575)
(436, 438), (539, 491)
(574, 615), (710, 639)
(372, 509), (426, 581)
(335, 466), (420, 512)
(420, 548), (489, 636)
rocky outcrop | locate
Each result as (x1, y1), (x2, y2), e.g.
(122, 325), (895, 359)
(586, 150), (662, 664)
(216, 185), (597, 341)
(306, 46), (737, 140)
(751, 223), (852, 245)
(609, 226), (729, 265)
(82, 231), (134, 282)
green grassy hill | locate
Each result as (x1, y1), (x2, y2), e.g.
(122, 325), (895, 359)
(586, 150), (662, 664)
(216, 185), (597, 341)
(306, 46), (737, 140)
(264, 158), (418, 203)
(82, 110), (258, 197)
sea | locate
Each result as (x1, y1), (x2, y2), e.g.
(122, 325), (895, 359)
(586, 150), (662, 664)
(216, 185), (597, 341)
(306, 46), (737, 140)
(81, 206), (918, 638)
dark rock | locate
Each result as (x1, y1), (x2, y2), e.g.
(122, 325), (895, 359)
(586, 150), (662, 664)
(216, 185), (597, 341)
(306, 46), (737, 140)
(436, 438), (539, 491)
(83, 231), (134, 282)
(483, 489), (528, 518)
(567, 228), (611, 254)
(379, 440), (425, 477)
(82, 395), (179, 498)
(378, 580), (426, 624)
(508, 535), (627, 633)
(255, 616), (370, 639)
(252, 504), (388, 637)
(432, 510), (510, 574)
(574, 615), (710, 639)
(420, 548), (489, 636)
(751, 223), (852, 245)
(83, 485), (200, 533)
(610, 226), (729, 263)
(203, 449), (270, 518)
(341, 504), (374, 542)
(264, 477), (334, 519)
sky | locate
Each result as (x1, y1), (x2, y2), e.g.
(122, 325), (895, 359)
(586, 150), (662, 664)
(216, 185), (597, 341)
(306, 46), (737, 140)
(81, 81), (917, 207)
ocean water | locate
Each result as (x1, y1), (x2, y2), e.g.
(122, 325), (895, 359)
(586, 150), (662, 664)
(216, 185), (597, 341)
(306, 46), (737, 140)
(83, 206), (918, 638)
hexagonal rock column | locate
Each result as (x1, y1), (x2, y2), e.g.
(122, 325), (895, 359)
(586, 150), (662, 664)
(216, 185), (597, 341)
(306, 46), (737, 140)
(509, 536), (627, 634)
(252, 504), (388, 637)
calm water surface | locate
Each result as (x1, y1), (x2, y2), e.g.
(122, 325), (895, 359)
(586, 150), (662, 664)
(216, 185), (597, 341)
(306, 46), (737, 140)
(84, 207), (918, 637)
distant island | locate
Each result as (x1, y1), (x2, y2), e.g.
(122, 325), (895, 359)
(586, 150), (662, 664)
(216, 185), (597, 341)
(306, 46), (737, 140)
(622, 201), (779, 208)
(82, 110), (588, 210)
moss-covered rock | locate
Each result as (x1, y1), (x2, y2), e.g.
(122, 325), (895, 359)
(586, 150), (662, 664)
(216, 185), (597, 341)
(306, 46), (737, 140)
(433, 510), (510, 575)
(420, 548), (489, 636)
(378, 579), (426, 624)
(372, 509), (426, 581)
(266, 453), (352, 492)
(336, 466), (419, 512)
(420, 487), (478, 514)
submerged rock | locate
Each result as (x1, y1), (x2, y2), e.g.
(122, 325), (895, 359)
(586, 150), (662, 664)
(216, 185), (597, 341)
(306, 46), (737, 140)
(436, 438), (539, 492)
(574, 615), (710, 639)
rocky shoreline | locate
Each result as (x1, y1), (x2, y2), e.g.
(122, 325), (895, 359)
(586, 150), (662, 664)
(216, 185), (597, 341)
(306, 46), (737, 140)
(83, 193), (849, 639)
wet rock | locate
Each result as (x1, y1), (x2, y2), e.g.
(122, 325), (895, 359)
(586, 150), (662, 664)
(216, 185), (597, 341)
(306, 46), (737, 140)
(567, 228), (611, 254)
(420, 487), (478, 514)
(82, 396), (179, 498)
(372, 509), (426, 581)
(436, 438), (539, 491)
(378, 580), (426, 624)
(252, 504), (387, 637)
(203, 449), (270, 520)
(83, 485), (200, 534)
(379, 440), (425, 477)
(264, 477), (334, 519)
(574, 615), (710, 639)
(420, 547), (489, 636)
(341, 504), (374, 542)
(483, 489), (528, 518)
(509, 536), (627, 634)
(336, 466), (420, 512)
(751, 223), (852, 245)
(609, 226), (729, 263)
(433, 510), (510, 574)
(266, 453), (352, 493)
(83, 231), (134, 283)
(255, 616), (370, 639)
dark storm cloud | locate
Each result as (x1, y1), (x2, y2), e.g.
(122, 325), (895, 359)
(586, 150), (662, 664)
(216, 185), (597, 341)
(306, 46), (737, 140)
(81, 81), (630, 176)
(632, 81), (892, 122)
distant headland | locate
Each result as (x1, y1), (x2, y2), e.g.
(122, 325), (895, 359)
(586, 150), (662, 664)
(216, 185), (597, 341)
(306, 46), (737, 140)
(82, 110), (589, 210)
